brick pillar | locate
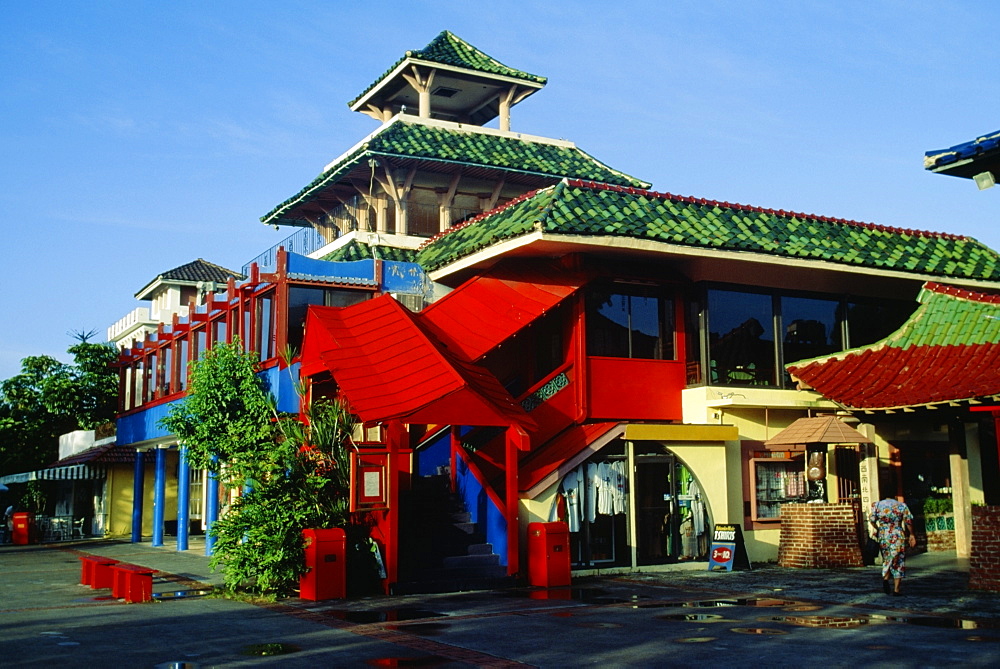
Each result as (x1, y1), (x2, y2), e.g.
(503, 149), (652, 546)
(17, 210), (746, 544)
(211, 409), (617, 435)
(970, 506), (1000, 591)
(778, 503), (864, 568)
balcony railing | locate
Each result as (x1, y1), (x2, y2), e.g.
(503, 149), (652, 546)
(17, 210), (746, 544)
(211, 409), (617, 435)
(243, 226), (331, 275)
(107, 307), (152, 341)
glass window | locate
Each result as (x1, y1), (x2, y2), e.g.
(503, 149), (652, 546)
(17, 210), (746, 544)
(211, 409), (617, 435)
(752, 457), (806, 521)
(845, 300), (915, 348)
(781, 296), (841, 369)
(707, 289), (775, 386)
(178, 338), (189, 391)
(586, 285), (674, 360)
(256, 294), (275, 360)
(211, 318), (227, 347)
(287, 286), (327, 354)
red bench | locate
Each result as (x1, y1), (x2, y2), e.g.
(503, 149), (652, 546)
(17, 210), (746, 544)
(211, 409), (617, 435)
(78, 556), (120, 589)
(110, 563), (157, 603)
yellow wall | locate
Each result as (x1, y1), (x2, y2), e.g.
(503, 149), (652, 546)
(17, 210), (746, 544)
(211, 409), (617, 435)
(104, 451), (179, 538)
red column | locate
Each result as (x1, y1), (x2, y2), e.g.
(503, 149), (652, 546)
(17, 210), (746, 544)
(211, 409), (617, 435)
(505, 425), (530, 577)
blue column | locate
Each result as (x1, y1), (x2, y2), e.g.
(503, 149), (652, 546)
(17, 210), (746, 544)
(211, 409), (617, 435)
(205, 465), (219, 557)
(176, 446), (190, 552)
(152, 447), (167, 547)
(131, 450), (145, 543)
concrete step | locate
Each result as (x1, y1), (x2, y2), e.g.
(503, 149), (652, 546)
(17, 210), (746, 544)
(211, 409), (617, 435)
(442, 553), (500, 569)
(467, 543), (494, 556)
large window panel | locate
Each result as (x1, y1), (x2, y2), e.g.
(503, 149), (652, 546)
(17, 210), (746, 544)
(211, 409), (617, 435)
(707, 289), (775, 386)
(781, 296), (840, 368)
(845, 300), (915, 348)
(586, 286), (674, 360)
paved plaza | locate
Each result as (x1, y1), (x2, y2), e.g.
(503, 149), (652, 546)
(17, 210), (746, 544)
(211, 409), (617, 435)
(2, 538), (1000, 667)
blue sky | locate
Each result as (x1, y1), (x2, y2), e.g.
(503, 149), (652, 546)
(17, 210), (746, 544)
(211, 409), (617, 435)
(2, 1), (998, 380)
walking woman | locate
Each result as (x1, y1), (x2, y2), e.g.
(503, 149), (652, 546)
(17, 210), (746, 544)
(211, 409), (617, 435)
(869, 496), (917, 595)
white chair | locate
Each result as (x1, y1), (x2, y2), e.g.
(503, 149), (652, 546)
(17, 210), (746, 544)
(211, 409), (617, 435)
(72, 518), (85, 540)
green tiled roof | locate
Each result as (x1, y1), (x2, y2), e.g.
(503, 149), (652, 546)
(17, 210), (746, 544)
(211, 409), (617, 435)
(321, 240), (418, 264)
(349, 31), (546, 108)
(887, 283), (1000, 349)
(261, 120), (647, 226)
(416, 180), (1000, 280)
(786, 283), (1000, 410)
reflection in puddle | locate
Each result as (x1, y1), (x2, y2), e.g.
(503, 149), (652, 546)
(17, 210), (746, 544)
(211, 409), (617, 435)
(384, 622), (450, 636)
(730, 627), (788, 635)
(644, 598), (799, 609)
(875, 615), (1000, 630)
(576, 622), (623, 629)
(674, 637), (717, 643)
(323, 609), (446, 624)
(365, 657), (452, 667)
(241, 643), (300, 657)
(152, 590), (213, 600)
(768, 615), (870, 629)
(658, 613), (729, 622)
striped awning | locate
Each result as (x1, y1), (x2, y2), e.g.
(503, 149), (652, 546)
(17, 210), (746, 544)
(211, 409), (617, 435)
(0, 464), (107, 485)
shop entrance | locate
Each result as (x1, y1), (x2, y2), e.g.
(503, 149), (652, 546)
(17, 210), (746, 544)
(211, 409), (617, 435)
(635, 451), (707, 565)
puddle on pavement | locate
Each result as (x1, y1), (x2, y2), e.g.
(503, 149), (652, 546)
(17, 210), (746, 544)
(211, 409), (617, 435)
(498, 587), (647, 605)
(674, 637), (718, 643)
(152, 590), (213, 601)
(767, 615), (871, 629)
(576, 622), (623, 629)
(657, 613), (730, 623)
(730, 627), (788, 635)
(874, 615), (1000, 630)
(241, 642), (300, 657)
(383, 622), (450, 636)
(322, 609), (446, 624)
(365, 657), (453, 667)
(640, 598), (800, 609)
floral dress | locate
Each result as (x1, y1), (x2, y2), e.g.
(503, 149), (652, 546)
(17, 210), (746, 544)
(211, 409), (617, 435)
(870, 498), (913, 579)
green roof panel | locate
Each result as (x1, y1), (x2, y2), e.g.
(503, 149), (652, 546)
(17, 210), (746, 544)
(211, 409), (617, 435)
(350, 31), (546, 108)
(261, 120), (647, 225)
(416, 180), (1000, 282)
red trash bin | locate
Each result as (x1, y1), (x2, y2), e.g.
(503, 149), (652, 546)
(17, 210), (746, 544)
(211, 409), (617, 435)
(11, 512), (37, 545)
(528, 521), (571, 587)
(300, 528), (347, 601)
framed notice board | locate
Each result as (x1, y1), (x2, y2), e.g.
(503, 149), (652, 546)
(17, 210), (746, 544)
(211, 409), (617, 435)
(350, 451), (389, 512)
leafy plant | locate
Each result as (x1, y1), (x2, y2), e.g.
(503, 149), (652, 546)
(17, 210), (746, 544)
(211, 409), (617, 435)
(160, 342), (357, 596)
(0, 331), (117, 474)
(922, 497), (953, 516)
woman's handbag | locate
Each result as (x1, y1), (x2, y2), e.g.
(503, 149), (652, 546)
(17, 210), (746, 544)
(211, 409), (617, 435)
(863, 536), (879, 566)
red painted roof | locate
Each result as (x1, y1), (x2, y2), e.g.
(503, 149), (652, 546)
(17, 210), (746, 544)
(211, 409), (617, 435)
(419, 261), (589, 362)
(303, 296), (534, 427)
(788, 282), (1000, 410)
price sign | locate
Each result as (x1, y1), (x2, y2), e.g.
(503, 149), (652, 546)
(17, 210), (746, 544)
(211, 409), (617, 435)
(707, 524), (751, 572)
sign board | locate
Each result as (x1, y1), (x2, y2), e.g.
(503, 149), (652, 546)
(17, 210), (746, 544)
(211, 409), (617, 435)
(707, 523), (752, 572)
(350, 451), (389, 512)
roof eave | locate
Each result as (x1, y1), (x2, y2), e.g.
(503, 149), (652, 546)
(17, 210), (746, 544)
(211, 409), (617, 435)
(427, 230), (1000, 291)
(349, 57), (546, 113)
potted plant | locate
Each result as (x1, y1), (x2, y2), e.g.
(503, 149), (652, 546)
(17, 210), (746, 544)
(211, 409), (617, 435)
(922, 497), (955, 551)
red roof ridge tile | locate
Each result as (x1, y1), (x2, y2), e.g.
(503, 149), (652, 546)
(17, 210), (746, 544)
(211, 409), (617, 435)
(417, 186), (548, 250)
(924, 281), (1000, 304)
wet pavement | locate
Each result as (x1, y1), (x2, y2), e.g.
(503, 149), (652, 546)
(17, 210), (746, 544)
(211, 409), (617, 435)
(2, 538), (1000, 667)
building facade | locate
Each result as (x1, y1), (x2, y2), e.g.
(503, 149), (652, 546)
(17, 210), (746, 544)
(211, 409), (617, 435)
(114, 31), (1000, 594)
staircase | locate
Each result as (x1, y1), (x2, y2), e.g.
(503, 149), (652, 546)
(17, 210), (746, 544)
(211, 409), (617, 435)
(394, 474), (515, 595)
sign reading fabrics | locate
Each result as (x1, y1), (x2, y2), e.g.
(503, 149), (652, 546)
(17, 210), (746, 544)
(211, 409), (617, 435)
(707, 523), (752, 572)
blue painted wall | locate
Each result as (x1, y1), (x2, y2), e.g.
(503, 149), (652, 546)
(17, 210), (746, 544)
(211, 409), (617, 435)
(455, 455), (507, 566)
(118, 363), (301, 446)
